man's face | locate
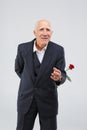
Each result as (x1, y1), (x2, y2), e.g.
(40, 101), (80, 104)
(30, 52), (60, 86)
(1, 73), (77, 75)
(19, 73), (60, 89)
(34, 20), (53, 48)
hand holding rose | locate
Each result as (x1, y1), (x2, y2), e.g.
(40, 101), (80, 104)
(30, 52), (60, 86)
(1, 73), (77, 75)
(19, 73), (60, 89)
(50, 67), (62, 81)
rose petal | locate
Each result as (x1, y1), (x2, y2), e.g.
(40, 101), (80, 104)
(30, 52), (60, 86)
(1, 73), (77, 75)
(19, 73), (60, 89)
(69, 64), (74, 69)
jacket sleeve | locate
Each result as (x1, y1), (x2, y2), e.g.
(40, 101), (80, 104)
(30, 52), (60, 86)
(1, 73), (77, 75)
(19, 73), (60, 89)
(15, 45), (24, 78)
(55, 47), (66, 86)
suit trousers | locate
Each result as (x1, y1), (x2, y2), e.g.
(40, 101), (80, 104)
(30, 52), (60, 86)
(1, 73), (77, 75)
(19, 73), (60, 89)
(22, 97), (57, 130)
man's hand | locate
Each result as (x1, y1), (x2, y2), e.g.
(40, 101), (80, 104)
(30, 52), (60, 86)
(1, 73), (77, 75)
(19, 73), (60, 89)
(50, 67), (62, 81)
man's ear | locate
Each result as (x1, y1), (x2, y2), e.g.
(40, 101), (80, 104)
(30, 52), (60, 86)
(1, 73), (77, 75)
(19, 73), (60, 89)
(33, 30), (36, 36)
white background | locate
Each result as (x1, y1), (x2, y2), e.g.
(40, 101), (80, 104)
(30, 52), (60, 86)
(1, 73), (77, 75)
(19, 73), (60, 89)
(0, 0), (87, 130)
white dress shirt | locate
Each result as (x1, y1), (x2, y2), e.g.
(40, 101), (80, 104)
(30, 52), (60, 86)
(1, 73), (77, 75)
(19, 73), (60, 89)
(33, 41), (48, 63)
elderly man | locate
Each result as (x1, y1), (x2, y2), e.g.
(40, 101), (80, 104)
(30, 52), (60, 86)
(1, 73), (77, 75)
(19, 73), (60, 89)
(15, 19), (66, 130)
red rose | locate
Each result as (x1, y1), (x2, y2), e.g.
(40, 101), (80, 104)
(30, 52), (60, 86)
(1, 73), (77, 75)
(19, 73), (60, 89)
(69, 64), (74, 70)
(66, 64), (75, 82)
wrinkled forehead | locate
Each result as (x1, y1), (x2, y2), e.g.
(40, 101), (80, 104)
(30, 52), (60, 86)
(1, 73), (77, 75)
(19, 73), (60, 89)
(35, 20), (52, 30)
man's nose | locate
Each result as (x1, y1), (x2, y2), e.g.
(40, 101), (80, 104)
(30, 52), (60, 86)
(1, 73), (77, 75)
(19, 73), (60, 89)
(43, 29), (48, 35)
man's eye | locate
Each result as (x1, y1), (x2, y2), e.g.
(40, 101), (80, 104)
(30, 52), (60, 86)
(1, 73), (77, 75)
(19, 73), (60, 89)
(46, 29), (50, 31)
(39, 28), (44, 31)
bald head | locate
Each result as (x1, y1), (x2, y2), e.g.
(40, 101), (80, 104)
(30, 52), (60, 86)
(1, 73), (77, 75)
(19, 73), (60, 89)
(34, 19), (52, 31)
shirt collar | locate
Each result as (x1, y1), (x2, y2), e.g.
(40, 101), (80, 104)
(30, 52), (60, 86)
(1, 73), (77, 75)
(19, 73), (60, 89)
(33, 40), (48, 52)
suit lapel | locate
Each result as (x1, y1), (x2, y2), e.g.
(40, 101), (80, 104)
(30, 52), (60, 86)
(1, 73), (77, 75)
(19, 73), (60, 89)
(35, 42), (53, 85)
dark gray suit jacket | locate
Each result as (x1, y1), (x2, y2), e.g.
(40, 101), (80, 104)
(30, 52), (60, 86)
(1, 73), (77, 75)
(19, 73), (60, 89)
(15, 39), (66, 118)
